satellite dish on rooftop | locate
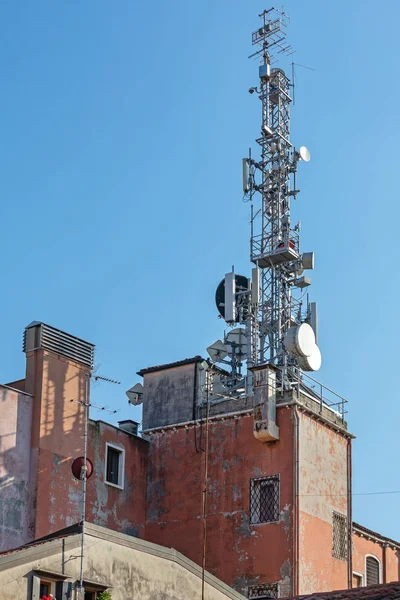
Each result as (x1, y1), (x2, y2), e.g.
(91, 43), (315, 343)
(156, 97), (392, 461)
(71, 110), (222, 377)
(283, 323), (315, 358)
(126, 383), (144, 406)
(215, 274), (249, 322)
(207, 340), (228, 362)
(225, 328), (248, 357)
(299, 146), (311, 162)
(297, 344), (321, 371)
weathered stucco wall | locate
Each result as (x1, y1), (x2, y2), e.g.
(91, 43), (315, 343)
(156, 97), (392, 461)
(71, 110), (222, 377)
(0, 385), (33, 551)
(298, 411), (349, 594)
(145, 409), (294, 598)
(142, 363), (198, 429)
(86, 420), (148, 537)
(0, 523), (245, 600)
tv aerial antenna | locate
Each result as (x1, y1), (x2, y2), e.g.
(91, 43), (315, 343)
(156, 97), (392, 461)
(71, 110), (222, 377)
(70, 369), (120, 596)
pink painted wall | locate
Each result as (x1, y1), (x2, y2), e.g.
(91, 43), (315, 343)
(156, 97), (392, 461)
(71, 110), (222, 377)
(0, 385), (33, 551)
(298, 411), (350, 594)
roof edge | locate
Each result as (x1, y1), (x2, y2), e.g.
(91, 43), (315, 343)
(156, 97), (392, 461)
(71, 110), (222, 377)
(353, 521), (400, 549)
(137, 355), (204, 376)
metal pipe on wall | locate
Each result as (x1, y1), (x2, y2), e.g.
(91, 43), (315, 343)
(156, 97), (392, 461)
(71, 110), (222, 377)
(293, 406), (300, 595)
(347, 438), (353, 588)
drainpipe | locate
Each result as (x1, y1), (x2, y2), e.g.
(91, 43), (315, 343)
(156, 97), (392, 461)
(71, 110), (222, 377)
(347, 438), (353, 588)
(293, 406), (300, 596)
(383, 543), (388, 583)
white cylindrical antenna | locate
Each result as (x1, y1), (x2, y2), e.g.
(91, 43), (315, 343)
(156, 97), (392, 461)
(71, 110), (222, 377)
(251, 267), (260, 304)
(301, 252), (314, 270)
(310, 301), (318, 344)
(242, 158), (249, 193)
(224, 272), (236, 323)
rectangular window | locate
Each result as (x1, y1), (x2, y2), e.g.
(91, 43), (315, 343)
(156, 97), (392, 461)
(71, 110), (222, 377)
(352, 573), (363, 588)
(332, 511), (348, 560)
(250, 475), (280, 524)
(248, 583), (279, 599)
(105, 443), (124, 489)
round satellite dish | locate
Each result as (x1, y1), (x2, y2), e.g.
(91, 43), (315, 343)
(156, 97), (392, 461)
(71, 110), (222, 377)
(299, 146), (311, 162)
(297, 344), (322, 371)
(225, 328), (247, 357)
(71, 457), (93, 481)
(207, 340), (228, 362)
(215, 274), (249, 322)
(284, 323), (315, 358)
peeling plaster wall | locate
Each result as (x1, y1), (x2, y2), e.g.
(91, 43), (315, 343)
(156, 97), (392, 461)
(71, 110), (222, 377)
(0, 386), (33, 551)
(298, 412), (349, 594)
(145, 408), (294, 597)
(142, 363), (198, 430)
(352, 533), (400, 584)
(86, 420), (148, 537)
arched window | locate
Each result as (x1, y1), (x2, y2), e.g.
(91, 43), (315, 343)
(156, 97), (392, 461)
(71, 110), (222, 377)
(366, 556), (380, 585)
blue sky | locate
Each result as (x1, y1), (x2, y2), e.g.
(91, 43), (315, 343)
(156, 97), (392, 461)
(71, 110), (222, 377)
(0, 0), (398, 539)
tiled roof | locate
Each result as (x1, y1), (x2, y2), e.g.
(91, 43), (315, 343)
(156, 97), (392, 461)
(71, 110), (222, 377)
(0, 522), (81, 557)
(288, 582), (400, 600)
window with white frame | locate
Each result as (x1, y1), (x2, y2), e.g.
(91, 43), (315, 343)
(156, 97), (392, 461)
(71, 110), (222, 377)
(352, 572), (363, 588)
(105, 443), (125, 489)
(366, 555), (380, 586)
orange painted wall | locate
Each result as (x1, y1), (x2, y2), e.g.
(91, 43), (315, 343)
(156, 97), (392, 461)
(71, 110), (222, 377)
(352, 533), (400, 584)
(25, 349), (89, 539)
(145, 409), (295, 598)
(298, 411), (349, 594)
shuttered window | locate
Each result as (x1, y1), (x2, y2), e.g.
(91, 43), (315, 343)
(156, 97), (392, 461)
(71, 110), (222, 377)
(366, 556), (380, 585)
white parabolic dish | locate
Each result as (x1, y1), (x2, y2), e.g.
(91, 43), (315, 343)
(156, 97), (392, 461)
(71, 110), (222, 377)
(299, 146), (311, 162)
(297, 344), (322, 371)
(225, 328), (247, 356)
(284, 323), (315, 357)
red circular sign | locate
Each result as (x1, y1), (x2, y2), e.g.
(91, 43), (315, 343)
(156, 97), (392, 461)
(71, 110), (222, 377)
(71, 457), (93, 480)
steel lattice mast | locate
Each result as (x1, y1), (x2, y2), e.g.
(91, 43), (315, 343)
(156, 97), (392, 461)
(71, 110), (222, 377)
(245, 8), (309, 383)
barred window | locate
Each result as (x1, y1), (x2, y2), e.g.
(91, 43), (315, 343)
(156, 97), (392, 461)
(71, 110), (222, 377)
(248, 583), (279, 599)
(332, 512), (348, 560)
(366, 556), (380, 585)
(250, 475), (280, 524)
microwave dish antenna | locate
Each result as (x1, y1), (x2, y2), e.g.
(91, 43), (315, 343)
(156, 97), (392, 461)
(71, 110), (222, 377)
(299, 146), (311, 162)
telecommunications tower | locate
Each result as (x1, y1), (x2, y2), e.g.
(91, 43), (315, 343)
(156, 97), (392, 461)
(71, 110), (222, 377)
(208, 8), (321, 393)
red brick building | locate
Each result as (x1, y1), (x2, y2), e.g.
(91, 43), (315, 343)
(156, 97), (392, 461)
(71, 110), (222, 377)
(0, 321), (399, 598)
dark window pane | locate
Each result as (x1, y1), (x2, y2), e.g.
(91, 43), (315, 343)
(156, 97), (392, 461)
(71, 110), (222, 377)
(106, 447), (120, 485)
(250, 476), (279, 524)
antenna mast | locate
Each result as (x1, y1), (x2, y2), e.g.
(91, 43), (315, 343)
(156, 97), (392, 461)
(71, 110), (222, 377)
(245, 8), (317, 386)
(208, 8), (320, 396)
